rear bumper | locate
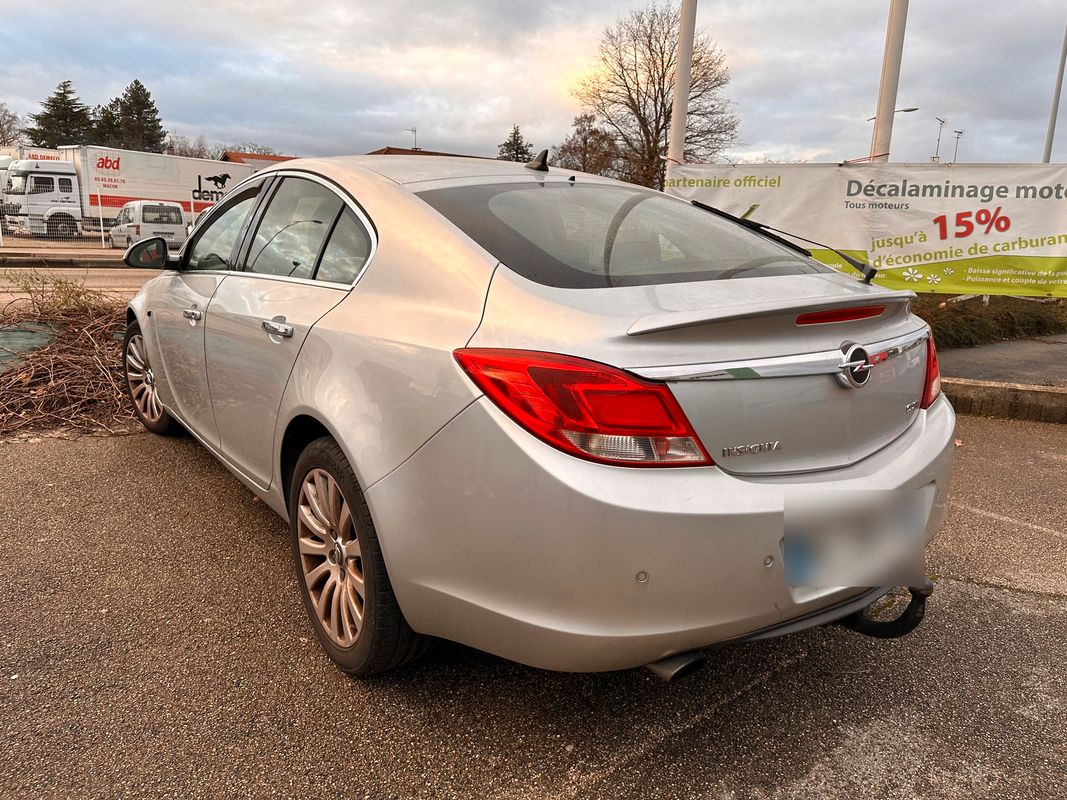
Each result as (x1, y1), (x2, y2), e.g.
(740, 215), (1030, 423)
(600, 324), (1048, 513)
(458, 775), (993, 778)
(366, 395), (956, 672)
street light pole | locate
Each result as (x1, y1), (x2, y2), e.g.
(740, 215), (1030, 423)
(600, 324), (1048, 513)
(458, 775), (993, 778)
(865, 107), (918, 121)
(1042, 23), (1067, 163)
(952, 130), (964, 163)
(666, 0), (698, 172)
(870, 0), (910, 162)
(932, 116), (946, 162)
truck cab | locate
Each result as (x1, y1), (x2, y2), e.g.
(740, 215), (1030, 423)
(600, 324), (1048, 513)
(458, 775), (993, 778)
(3, 160), (81, 238)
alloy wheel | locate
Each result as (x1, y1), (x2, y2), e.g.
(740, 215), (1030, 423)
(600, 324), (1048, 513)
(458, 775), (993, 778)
(125, 333), (163, 423)
(297, 468), (365, 647)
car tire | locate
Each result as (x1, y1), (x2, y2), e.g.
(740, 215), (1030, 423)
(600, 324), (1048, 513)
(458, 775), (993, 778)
(122, 320), (179, 435)
(290, 436), (432, 676)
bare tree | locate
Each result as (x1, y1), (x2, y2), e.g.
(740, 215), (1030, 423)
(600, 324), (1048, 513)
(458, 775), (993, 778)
(0, 102), (23, 146)
(551, 113), (620, 177)
(165, 132), (223, 159)
(575, 2), (739, 189)
(225, 141), (279, 156)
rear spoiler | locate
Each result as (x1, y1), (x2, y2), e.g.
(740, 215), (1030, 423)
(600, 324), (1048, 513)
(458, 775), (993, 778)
(627, 290), (916, 336)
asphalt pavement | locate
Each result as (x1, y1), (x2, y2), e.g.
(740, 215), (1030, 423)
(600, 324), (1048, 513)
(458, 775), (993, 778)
(0, 416), (1065, 799)
(938, 334), (1067, 388)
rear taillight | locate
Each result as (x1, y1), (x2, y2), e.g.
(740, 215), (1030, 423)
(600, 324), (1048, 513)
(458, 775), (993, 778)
(453, 349), (712, 467)
(920, 334), (942, 409)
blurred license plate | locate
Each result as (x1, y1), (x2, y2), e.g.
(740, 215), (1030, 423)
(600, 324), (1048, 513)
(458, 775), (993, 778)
(783, 487), (931, 588)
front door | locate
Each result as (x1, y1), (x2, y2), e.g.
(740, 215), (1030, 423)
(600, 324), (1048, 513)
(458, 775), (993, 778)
(204, 176), (356, 486)
(150, 184), (261, 448)
(150, 273), (226, 446)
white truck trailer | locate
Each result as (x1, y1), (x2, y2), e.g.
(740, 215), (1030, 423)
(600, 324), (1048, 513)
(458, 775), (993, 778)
(2, 146), (254, 238)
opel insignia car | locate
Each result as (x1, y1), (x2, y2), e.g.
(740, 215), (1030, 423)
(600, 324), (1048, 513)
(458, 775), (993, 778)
(121, 155), (955, 678)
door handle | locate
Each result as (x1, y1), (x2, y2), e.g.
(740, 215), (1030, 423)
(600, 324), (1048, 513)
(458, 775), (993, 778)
(262, 319), (294, 338)
(183, 308), (203, 320)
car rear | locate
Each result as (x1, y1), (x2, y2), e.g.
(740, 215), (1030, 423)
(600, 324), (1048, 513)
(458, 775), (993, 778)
(364, 173), (955, 672)
(138, 202), (187, 248)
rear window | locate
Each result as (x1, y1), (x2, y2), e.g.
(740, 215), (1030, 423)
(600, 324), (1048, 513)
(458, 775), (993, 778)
(143, 205), (183, 225)
(418, 182), (825, 289)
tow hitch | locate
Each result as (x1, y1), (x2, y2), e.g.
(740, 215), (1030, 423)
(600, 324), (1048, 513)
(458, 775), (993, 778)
(840, 579), (933, 638)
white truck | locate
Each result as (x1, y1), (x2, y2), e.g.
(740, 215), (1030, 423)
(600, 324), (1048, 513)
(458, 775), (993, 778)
(1, 145), (255, 238)
(0, 146), (65, 232)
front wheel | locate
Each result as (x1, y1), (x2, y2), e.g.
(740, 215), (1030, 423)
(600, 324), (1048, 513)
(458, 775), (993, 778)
(46, 215), (76, 239)
(290, 437), (432, 676)
(123, 321), (178, 435)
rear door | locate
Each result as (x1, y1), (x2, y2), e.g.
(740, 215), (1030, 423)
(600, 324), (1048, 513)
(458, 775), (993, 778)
(141, 203), (185, 247)
(204, 175), (374, 487)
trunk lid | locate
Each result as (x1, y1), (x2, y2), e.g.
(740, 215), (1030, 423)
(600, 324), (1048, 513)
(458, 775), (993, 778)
(468, 269), (930, 475)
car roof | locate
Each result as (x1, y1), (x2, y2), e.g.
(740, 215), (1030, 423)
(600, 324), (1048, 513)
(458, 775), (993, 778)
(264, 155), (613, 189)
(123, 200), (182, 207)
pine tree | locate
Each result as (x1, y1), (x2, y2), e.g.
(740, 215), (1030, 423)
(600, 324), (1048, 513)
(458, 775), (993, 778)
(92, 99), (123, 148)
(111, 80), (167, 153)
(497, 125), (534, 162)
(23, 80), (93, 147)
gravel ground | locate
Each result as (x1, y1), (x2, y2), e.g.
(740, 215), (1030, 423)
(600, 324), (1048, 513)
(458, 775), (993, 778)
(0, 416), (1064, 799)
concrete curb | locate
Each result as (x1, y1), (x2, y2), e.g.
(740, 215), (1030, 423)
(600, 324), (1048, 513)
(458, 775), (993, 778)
(942, 377), (1067, 424)
(0, 254), (124, 268)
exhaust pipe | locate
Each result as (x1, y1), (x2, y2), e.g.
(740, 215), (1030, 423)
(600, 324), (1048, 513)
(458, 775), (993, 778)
(645, 650), (707, 682)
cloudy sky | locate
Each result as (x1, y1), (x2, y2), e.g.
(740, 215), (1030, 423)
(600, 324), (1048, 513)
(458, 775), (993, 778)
(1, 0), (1065, 163)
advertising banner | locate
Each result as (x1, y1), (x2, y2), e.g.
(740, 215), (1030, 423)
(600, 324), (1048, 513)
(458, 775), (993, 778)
(665, 163), (1067, 297)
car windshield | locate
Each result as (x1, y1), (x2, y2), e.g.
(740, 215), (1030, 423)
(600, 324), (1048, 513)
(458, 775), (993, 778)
(6, 175), (27, 195)
(417, 181), (827, 289)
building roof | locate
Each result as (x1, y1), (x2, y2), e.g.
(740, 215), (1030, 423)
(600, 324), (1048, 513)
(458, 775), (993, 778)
(219, 151), (298, 167)
(365, 146), (487, 159)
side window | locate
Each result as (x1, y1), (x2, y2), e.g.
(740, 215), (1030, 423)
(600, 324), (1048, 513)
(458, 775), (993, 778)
(246, 178), (342, 279)
(30, 176), (54, 194)
(315, 209), (372, 284)
(185, 189), (259, 271)
(58, 177), (73, 193)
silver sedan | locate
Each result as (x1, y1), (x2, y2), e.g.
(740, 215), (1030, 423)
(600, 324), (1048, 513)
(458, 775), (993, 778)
(121, 156), (955, 678)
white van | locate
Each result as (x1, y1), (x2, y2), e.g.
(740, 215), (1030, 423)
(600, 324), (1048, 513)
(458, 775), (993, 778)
(109, 200), (188, 249)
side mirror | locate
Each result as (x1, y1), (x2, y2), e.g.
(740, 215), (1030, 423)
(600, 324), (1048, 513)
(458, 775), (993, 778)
(123, 237), (175, 270)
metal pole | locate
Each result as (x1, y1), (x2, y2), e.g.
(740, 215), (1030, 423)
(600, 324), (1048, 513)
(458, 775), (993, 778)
(933, 117), (945, 161)
(1042, 23), (1067, 163)
(666, 0), (698, 172)
(870, 0), (910, 163)
(98, 193), (105, 249)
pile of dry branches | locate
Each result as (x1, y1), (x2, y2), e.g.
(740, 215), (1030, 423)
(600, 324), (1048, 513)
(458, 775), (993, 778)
(0, 271), (136, 435)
